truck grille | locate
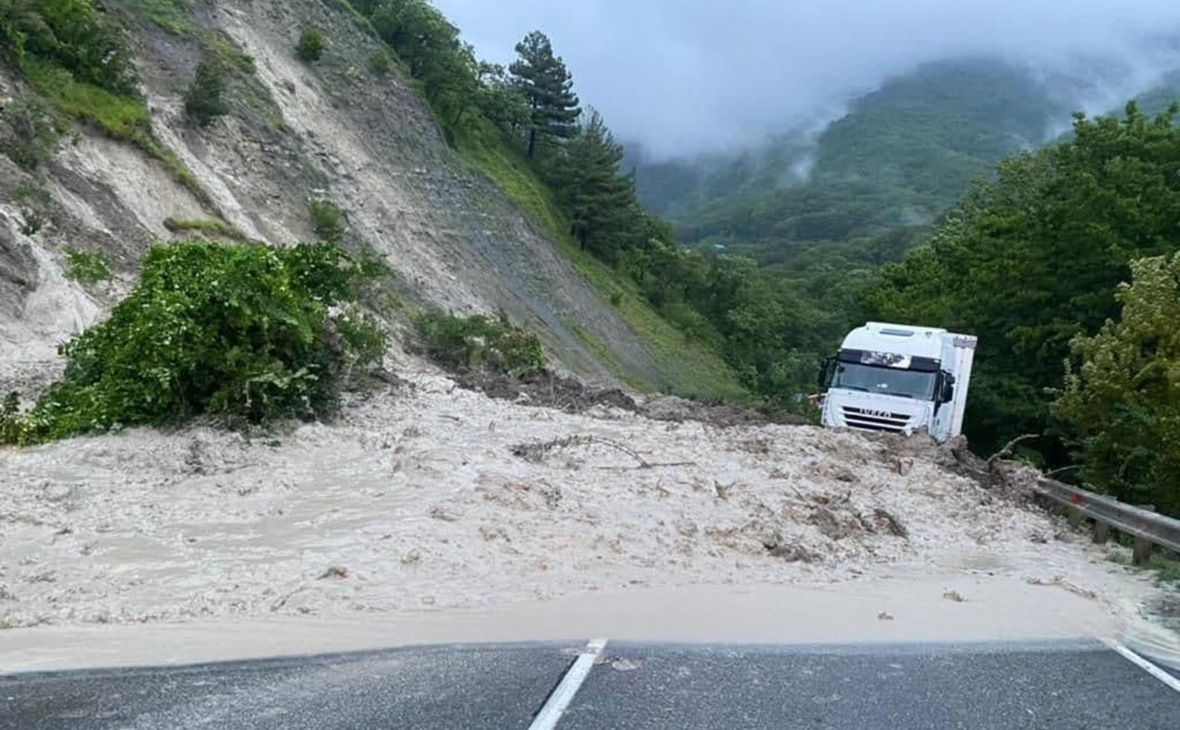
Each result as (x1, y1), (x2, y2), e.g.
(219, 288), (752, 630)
(841, 406), (911, 433)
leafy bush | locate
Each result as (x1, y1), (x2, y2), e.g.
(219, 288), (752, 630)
(63, 247), (111, 284)
(308, 198), (346, 244)
(368, 48), (392, 76)
(184, 58), (230, 126)
(2, 92), (61, 169)
(1053, 253), (1180, 517)
(416, 312), (545, 376)
(296, 27), (326, 62)
(4, 240), (387, 444)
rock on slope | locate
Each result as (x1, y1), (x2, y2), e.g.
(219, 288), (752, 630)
(0, 0), (716, 398)
(0, 372), (1157, 628)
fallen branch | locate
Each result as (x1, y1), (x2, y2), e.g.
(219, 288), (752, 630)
(586, 436), (649, 467)
(512, 434), (656, 467)
(1044, 465), (1081, 479)
(594, 461), (697, 471)
(987, 434), (1039, 465)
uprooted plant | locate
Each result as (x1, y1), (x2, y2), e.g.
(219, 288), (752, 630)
(2, 240), (387, 444)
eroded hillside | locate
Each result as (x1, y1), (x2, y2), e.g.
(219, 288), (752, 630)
(0, 0), (740, 401)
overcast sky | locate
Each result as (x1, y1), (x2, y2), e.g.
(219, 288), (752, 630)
(433, 0), (1180, 158)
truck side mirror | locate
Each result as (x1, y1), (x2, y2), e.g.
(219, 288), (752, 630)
(941, 382), (955, 403)
(818, 358), (833, 390)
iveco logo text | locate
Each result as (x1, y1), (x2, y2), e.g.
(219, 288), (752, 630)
(864, 410), (891, 418)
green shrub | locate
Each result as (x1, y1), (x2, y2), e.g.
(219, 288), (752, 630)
(416, 312), (546, 376)
(309, 198), (346, 244)
(184, 58), (230, 126)
(1, 0), (139, 95)
(296, 27), (326, 62)
(368, 48), (392, 76)
(63, 248), (111, 284)
(4, 240), (387, 444)
(0, 392), (22, 444)
(2, 92), (61, 169)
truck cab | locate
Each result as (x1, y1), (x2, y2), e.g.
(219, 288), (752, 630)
(818, 322), (977, 443)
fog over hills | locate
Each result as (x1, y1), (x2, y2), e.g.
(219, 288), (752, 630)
(435, 0), (1180, 159)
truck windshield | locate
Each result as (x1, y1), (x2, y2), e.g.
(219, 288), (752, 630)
(831, 362), (937, 401)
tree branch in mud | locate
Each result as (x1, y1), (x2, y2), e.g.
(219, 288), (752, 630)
(986, 434), (1039, 465)
(511, 435), (696, 470)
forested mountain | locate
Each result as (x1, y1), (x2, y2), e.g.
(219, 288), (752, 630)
(627, 56), (1180, 514)
(634, 60), (1069, 267)
(633, 59), (1180, 270)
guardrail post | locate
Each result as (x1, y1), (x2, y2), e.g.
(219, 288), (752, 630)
(1068, 505), (1082, 529)
(1132, 536), (1152, 566)
(1092, 520), (1109, 544)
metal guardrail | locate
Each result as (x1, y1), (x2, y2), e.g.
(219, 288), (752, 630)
(1035, 478), (1180, 564)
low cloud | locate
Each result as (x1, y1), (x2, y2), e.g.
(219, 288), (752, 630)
(434, 0), (1180, 158)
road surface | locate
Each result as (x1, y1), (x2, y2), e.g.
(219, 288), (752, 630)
(3, 640), (1180, 729)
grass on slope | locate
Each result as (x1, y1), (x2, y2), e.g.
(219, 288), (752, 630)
(453, 119), (749, 402)
(23, 61), (211, 206)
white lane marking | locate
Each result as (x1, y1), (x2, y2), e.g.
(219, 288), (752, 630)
(528, 639), (608, 730)
(1106, 640), (1180, 694)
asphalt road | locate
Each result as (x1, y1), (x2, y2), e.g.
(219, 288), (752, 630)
(3, 640), (1179, 729)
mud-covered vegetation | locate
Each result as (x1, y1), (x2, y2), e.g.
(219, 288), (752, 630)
(163, 217), (252, 243)
(415, 312), (546, 377)
(1, 241), (387, 444)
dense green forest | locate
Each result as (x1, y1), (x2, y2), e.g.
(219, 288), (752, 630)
(869, 103), (1180, 514)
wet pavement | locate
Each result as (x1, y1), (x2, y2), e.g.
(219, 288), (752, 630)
(4, 640), (1180, 729)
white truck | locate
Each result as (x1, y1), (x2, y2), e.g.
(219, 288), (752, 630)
(817, 322), (977, 443)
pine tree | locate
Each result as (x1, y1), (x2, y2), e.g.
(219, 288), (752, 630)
(509, 31), (580, 159)
(554, 111), (634, 259)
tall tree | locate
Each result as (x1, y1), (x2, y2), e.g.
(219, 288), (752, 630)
(509, 30), (580, 159)
(552, 111), (633, 258)
(476, 61), (529, 136)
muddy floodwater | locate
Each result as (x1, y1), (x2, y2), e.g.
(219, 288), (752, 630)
(1, 373), (1175, 670)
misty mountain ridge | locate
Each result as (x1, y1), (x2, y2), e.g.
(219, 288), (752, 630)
(630, 56), (1180, 268)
